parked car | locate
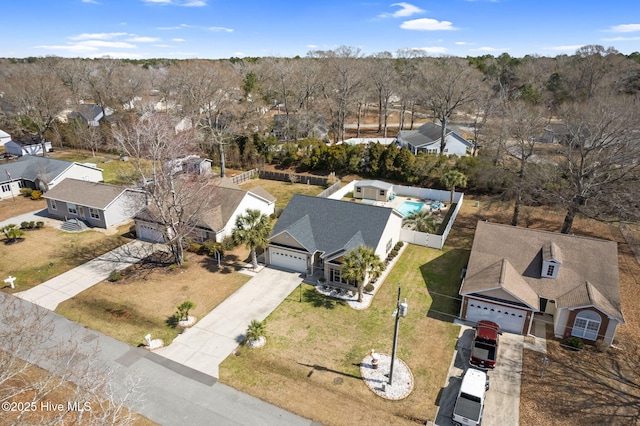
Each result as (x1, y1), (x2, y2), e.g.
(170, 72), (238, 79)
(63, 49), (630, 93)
(452, 368), (489, 426)
(469, 320), (500, 369)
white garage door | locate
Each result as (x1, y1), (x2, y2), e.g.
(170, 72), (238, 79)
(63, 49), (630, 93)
(269, 247), (307, 273)
(137, 223), (165, 243)
(466, 299), (528, 334)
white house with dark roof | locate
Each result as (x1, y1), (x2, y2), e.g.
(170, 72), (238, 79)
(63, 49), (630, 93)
(396, 122), (474, 156)
(0, 130), (11, 147)
(4, 137), (53, 157)
(459, 221), (624, 345)
(43, 179), (147, 229)
(134, 179), (275, 243)
(266, 194), (403, 283)
(0, 156), (103, 201)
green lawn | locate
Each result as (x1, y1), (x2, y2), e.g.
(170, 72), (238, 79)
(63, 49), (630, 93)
(220, 243), (465, 425)
(237, 178), (325, 208)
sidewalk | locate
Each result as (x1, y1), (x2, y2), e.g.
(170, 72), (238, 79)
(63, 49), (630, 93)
(0, 292), (313, 426)
(156, 267), (304, 378)
(15, 240), (160, 310)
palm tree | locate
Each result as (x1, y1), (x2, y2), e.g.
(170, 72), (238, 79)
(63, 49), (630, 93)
(403, 210), (437, 233)
(232, 209), (272, 270)
(440, 170), (468, 203)
(341, 245), (385, 303)
(245, 319), (267, 344)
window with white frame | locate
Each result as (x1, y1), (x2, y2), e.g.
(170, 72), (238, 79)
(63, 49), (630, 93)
(356, 187), (361, 193)
(1, 184), (10, 193)
(67, 203), (77, 214)
(330, 268), (344, 284)
(386, 239), (392, 253)
(379, 190), (385, 196)
(89, 208), (100, 219)
(50, 200), (57, 210)
(572, 310), (601, 340)
(546, 265), (555, 276)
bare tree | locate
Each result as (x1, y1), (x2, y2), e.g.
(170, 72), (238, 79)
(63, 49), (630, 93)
(0, 62), (70, 156)
(113, 114), (220, 265)
(555, 95), (640, 233)
(420, 56), (481, 154)
(0, 294), (141, 425)
(368, 52), (396, 137)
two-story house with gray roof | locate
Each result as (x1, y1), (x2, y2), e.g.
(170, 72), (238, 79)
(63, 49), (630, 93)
(459, 221), (624, 345)
(266, 194), (403, 286)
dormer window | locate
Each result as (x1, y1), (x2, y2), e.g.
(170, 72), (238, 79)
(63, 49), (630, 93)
(542, 241), (562, 279)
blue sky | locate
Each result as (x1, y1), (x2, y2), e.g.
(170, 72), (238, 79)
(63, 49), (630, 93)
(2, 0), (639, 59)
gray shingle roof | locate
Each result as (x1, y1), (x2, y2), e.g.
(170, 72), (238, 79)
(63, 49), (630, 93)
(355, 180), (394, 191)
(397, 122), (473, 150)
(1, 156), (75, 184)
(270, 194), (396, 258)
(461, 221), (623, 321)
(43, 178), (129, 209)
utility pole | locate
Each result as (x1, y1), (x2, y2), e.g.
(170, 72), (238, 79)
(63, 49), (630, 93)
(389, 286), (408, 385)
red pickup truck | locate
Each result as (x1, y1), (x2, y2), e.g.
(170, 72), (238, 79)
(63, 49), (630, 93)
(469, 320), (500, 369)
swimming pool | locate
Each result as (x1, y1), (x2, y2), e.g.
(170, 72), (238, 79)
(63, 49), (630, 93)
(397, 201), (424, 217)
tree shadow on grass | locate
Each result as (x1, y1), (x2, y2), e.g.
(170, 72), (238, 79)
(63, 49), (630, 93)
(297, 362), (361, 380)
(420, 248), (469, 323)
(303, 287), (347, 309)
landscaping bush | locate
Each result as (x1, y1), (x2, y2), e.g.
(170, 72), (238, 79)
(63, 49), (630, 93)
(245, 319), (267, 343)
(187, 242), (204, 254)
(564, 336), (584, 350)
(20, 222), (31, 230)
(221, 236), (236, 251)
(31, 190), (42, 200)
(108, 270), (122, 282)
(390, 249), (399, 257)
(394, 241), (404, 250)
(176, 301), (195, 322)
(35, 221), (44, 229)
(364, 283), (375, 293)
(19, 188), (33, 197)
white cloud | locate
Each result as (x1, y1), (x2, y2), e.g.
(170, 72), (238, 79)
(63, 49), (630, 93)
(602, 36), (640, 41)
(69, 32), (127, 40)
(208, 26), (233, 32)
(379, 2), (425, 18)
(400, 18), (457, 31)
(142, 0), (207, 6)
(173, 38), (186, 42)
(127, 36), (161, 42)
(307, 44), (318, 49)
(75, 40), (137, 49)
(607, 24), (640, 33)
(81, 0), (100, 4)
(455, 41), (474, 45)
(35, 44), (99, 53)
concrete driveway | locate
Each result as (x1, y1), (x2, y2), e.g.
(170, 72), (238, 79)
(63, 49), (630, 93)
(435, 325), (523, 426)
(156, 267), (304, 378)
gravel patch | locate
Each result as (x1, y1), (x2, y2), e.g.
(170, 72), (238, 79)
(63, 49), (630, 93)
(360, 353), (414, 400)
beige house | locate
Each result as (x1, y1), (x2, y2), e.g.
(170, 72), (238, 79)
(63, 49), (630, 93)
(459, 221), (624, 345)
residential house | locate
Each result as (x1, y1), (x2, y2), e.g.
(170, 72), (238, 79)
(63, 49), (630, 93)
(63, 103), (114, 127)
(266, 194), (403, 283)
(134, 179), (275, 243)
(166, 155), (213, 176)
(396, 122), (474, 156)
(459, 221), (624, 345)
(0, 130), (11, 147)
(353, 180), (394, 202)
(44, 179), (147, 229)
(0, 156), (103, 201)
(4, 137), (53, 157)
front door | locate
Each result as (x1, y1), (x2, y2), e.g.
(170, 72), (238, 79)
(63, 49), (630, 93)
(78, 206), (85, 218)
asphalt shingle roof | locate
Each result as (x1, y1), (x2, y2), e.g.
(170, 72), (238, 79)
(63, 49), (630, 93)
(461, 221), (623, 321)
(1, 156), (75, 184)
(271, 194), (397, 258)
(43, 178), (129, 209)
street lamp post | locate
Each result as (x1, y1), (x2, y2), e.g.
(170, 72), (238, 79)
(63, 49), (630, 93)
(389, 286), (408, 385)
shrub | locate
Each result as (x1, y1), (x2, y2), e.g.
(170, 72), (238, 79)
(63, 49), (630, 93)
(564, 336), (584, 350)
(220, 236), (236, 251)
(245, 319), (267, 343)
(394, 241), (404, 250)
(31, 190), (42, 200)
(187, 242), (204, 254)
(364, 283), (375, 293)
(390, 249), (399, 257)
(176, 301), (195, 321)
(108, 270), (122, 282)
(20, 221), (30, 229)
(35, 221), (44, 229)
(19, 188), (33, 197)
(594, 340), (609, 353)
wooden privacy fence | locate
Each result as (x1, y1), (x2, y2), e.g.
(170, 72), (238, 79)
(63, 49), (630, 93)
(257, 170), (329, 186)
(230, 169), (258, 185)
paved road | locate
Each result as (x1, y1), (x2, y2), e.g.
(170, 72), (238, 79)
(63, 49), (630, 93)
(156, 267), (304, 378)
(15, 240), (162, 310)
(0, 292), (314, 426)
